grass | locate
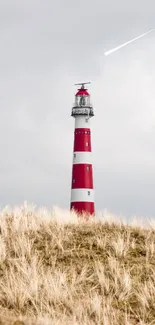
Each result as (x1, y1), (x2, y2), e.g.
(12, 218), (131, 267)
(0, 202), (155, 324)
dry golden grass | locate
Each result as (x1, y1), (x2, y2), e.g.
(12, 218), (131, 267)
(0, 202), (155, 324)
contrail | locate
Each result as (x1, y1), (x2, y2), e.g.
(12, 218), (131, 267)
(104, 29), (155, 56)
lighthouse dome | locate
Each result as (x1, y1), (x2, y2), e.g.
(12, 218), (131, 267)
(75, 89), (90, 97)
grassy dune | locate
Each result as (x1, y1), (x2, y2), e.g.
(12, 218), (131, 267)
(0, 203), (155, 324)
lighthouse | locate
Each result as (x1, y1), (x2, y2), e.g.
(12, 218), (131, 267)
(70, 82), (95, 217)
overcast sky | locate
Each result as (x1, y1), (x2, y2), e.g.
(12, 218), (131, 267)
(0, 0), (155, 218)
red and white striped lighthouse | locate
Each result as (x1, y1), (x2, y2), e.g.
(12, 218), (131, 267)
(70, 82), (95, 217)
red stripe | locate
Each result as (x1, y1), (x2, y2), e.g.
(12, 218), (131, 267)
(70, 202), (95, 216)
(74, 128), (92, 152)
(75, 128), (91, 133)
(71, 164), (93, 189)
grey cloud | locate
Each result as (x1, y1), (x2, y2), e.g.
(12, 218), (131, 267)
(0, 0), (155, 217)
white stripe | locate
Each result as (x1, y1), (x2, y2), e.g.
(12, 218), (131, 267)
(73, 151), (92, 164)
(75, 116), (91, 128)
(71, 189), (94, 202)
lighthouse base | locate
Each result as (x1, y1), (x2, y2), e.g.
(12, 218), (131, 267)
(70, 202), (95, 219)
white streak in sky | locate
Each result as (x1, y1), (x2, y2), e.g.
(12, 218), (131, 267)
(104, 29), (155, 56)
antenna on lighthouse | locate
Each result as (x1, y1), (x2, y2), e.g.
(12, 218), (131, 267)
(75, 82), (91, 89)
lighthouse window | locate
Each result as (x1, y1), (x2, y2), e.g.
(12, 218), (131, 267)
(86, 142), (89, 146)
(73, 179), (75, 183)
(74, 153), (76, 158)
(85, 131), (87, 134)
(88, 191), (90, 196)
(86, 166), (90, 171)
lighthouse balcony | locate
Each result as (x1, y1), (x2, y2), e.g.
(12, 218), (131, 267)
(71, 107), (94, 117)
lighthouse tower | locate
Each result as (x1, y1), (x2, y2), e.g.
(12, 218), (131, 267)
(70, 82), (95, 217)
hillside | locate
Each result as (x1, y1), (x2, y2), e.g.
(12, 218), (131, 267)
(0, 203), (155, 325)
